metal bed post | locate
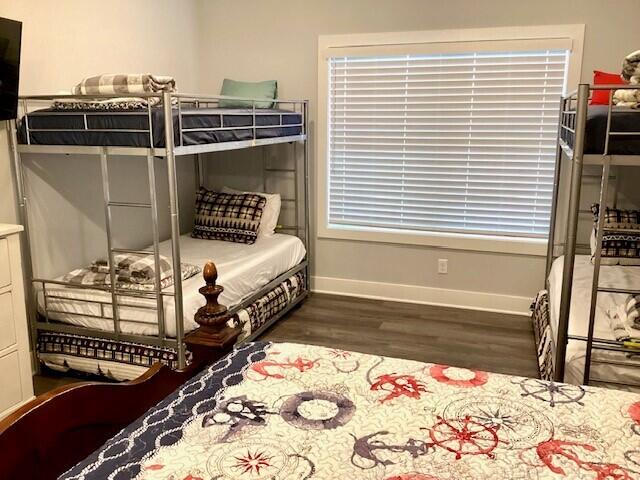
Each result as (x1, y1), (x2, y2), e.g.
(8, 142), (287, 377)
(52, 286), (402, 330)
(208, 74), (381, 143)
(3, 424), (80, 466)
(293, 141), (300, 240)
(583, 89), (615, 385)
(162, 91), (186, 369)
(99, 148), (121, 335)
(545, 97), (567, 279)
(554, 83), (589, 382)
(262, 148), (267, 194)
(7, 116), (39, 368)
(195, 154), (203, 190)
(194, 100), (204, 191)
(146, 153), (166, 340)
(303, 101), (310, 289)
(584, 156), (610, 385)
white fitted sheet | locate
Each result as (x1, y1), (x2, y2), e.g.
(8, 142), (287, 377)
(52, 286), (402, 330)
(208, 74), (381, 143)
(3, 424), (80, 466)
(37, 233), (306, 338)
(549, 255), (640, 389)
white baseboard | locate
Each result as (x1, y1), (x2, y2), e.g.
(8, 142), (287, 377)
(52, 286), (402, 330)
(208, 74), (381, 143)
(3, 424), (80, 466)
(311, 276), (532, 316)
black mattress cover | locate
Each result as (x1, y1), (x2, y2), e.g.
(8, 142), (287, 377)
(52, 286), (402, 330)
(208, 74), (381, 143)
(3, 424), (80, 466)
(561, 105), (640, 155)
(19, 107), (303, 148)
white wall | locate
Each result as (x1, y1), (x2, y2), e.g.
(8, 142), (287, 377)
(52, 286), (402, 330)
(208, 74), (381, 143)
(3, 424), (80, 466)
(0, 0), (200, 277)
(196, 0), (640, 312)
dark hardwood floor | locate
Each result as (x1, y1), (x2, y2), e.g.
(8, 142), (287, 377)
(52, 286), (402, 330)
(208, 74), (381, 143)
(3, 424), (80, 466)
(33, 292), (538, 395)
(263, 293), (538, 378)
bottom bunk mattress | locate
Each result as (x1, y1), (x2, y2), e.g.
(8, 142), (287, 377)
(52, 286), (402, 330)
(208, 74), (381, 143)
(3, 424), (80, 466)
(533, 255), (640, 390)
(63, 341), (640, 480)
(36, 233), (306, 337)
(38, 271), (305, 380)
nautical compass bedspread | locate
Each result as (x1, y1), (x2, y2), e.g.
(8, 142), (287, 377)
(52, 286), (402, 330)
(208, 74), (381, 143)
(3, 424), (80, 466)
(61, 341), (640, 480)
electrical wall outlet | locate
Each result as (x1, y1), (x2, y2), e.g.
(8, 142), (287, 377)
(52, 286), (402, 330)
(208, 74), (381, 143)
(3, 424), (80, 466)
(438, 258), (448, 274)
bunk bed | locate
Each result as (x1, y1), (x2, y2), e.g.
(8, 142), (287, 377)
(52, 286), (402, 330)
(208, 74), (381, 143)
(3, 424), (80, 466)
(533, 83), (640, 389)
(8, 91), (310, 379)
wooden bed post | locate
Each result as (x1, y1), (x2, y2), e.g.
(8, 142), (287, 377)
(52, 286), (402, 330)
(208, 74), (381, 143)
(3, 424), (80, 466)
(184, 261), (241, 363)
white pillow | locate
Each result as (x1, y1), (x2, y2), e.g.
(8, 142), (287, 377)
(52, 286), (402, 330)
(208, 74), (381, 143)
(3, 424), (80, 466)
(221, 186), (281, 237)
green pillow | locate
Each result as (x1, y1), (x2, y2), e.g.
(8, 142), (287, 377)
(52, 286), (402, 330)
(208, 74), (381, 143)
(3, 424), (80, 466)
(218, 79), (278, 109)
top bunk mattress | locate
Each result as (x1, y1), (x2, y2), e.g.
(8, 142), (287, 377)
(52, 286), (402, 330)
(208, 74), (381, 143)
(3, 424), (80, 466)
(36, 233), (307, 337)
(560, 105), (640, 155)
(19, 107), (303, 148)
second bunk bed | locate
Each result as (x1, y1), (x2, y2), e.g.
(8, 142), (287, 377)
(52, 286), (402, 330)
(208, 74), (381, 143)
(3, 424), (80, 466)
(533, 83), (640, 390)
(9, 89), (310, 380)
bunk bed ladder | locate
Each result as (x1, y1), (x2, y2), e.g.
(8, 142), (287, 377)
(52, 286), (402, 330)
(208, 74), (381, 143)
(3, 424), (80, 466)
(261, 101), (310, 291)
(583, 90), (615, 386)
(99, 149), (166, 340)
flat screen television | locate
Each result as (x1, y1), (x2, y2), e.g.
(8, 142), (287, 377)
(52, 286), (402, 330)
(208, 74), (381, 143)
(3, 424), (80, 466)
(0, 17), (22, 121)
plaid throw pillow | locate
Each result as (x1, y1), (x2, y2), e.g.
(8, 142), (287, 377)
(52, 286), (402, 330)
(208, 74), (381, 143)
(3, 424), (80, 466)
(192, 188), (266, 244)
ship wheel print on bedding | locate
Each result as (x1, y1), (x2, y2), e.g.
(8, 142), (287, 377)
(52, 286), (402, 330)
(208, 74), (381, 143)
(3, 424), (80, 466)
(439, 394), (554, 450)
(519, 437), (634, 479)
(516, 378), (586, 407)
(425, 415), (503, 460)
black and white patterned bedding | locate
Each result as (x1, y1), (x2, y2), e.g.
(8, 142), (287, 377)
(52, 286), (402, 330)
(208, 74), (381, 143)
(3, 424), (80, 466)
(192, 189), (266, 245)
(531, 290), (554, 381)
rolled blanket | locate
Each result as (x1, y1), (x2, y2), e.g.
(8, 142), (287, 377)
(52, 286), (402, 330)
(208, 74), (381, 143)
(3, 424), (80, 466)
(91, 252), (173, 285)
(63, 263), (200, 292)
(608, 295), (640, 342)
(613, 88), (640, 108)
(613, 50), (640, 108)
(621, 50), (640, 82)
(71, 74), (176, 96)
(53, 73), (176, 110)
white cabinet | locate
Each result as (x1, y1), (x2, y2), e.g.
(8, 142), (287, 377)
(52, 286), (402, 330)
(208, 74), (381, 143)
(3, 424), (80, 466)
(0, 225), (34, 418)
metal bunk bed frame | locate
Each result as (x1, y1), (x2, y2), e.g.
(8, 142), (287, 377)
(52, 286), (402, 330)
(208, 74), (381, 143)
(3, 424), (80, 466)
(546, 83), (640, 385)
(7, 91), (310, 370)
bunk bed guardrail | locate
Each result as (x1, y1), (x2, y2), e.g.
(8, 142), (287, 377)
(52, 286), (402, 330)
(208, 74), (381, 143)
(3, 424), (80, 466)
(8, 92), (310, 371)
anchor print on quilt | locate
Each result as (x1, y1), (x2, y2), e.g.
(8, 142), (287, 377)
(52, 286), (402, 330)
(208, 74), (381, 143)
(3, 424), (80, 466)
(62, 342), (640, 480)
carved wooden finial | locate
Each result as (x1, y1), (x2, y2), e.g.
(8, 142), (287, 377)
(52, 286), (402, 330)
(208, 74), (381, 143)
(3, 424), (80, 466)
(203, 261), (218, 285)
(194, 261), (231, 332)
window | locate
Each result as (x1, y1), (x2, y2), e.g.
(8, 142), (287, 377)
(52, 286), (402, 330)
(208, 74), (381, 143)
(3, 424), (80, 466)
(318, 26), (583, 254)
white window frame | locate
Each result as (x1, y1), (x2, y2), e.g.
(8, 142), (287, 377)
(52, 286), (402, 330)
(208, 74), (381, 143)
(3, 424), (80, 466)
(317, 24), (584, 256)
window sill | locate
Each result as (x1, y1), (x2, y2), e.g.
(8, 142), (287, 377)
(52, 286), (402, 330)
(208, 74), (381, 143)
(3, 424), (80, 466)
(318, 224), (548, 256)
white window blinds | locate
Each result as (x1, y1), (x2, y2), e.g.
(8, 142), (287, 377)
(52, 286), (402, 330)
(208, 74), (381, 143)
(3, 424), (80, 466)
(327, 48), (569, 238)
